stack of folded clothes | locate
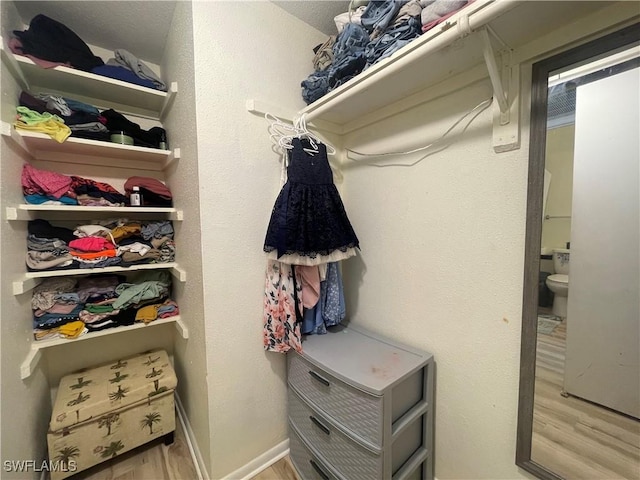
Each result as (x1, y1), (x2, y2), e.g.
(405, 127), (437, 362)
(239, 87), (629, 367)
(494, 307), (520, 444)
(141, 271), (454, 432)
(21, 164), (176, 207)
(18, 91), (109, 142)
(10, 14), (167, 91)
(124, 176), (173, 207)
(32, 272), (180, 340)
(16, 93), (168, 146)
(26, 218), (176, 272)
(301, 0), (471, 104)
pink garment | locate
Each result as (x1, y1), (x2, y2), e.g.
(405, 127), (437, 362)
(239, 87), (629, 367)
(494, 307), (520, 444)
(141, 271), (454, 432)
(68, 237), (115, 253)
(9, 38), (72, 69)
(34, 302), (79, 317)
(22, 164), (73, 199)
(124, 176), (172, 199)
(297, 265), (321, 309)
(263, 261), (302, 353)
(421, 0), (472, 33)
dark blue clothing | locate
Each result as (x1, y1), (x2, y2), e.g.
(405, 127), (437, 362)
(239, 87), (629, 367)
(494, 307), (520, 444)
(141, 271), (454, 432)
(301, 1), (423, 104)
(92, 65), (156, 89)
(264, 138), (359, 259)
(361, 0), (409, 36)
(365, 16), (422, 67)
(14, 14), (104, 72)
(302, 23), (369, 105)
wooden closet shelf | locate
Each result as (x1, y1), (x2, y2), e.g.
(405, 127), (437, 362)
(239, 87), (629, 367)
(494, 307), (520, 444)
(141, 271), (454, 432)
(14, 263), (187, 295)
(1, 123), (180, 171)
(1, 45), (177, 118)
(297, 0), (629, 134)
(21, 315), (189, 380)
(6, 205), (183, 221)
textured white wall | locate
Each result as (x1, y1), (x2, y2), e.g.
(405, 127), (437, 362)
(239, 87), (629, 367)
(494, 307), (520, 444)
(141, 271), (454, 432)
(190, 2), (325, 477)
(1, 2), (52, 474)
(542, 125), (574, 252)
(161, 1), (213, 474)
(341, 78), (531, 479)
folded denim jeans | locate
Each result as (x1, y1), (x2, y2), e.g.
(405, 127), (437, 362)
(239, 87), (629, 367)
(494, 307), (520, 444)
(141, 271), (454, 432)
(361, 0), (409, 37)
(365, 17), (422, 67)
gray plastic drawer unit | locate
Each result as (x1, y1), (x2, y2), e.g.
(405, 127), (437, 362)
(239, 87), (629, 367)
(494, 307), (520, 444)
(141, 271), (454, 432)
(287, 325), (434, 480)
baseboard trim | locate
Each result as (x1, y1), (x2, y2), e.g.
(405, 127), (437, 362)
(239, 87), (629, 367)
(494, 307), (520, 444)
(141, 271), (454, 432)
(222, 439), (290, 480)
(175, 393), (208, 480)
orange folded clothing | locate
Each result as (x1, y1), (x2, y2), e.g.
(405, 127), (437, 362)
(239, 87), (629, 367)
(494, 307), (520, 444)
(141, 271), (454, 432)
(69, 249), (117, 260)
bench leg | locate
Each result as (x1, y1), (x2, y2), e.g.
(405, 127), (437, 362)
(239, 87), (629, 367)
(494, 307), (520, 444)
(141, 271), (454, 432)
(163, 431), (175, 445)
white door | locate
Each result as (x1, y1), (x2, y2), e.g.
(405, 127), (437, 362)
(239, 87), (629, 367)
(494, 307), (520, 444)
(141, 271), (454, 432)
(563, 66), (640, 418)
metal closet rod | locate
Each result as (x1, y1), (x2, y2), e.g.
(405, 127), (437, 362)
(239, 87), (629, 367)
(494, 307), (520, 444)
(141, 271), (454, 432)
(545, 215), (572, 219)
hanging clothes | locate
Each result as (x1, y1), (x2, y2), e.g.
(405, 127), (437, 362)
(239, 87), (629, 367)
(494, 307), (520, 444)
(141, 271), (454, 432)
(263, 137), (360, 266)
(301, 262), (346, 335)
(263, 260), (303, 353)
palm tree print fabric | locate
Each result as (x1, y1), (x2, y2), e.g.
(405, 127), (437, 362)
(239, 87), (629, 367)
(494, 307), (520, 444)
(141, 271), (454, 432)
(51, 349), (176, 430)
(48, 350), (176, 480)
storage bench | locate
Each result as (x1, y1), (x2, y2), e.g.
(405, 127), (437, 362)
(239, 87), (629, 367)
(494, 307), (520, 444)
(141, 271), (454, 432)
(47, 349), (177, 479)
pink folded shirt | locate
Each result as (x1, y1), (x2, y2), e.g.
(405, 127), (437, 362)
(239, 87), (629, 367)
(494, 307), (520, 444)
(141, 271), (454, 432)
(68, 237), (115, 253)
(22, 164), (73, 199)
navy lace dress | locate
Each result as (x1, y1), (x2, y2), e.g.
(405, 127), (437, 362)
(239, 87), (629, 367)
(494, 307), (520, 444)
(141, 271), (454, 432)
(264, 137), (359, 266)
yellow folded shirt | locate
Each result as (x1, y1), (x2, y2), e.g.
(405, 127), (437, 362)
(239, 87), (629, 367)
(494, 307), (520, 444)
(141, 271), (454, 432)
(135, 305), (159, 324)
(111, 223), (142, 242)
(58, 321), (86, 339)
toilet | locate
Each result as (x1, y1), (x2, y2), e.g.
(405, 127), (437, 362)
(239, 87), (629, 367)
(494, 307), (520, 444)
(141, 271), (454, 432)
(546, 248), (570, 317)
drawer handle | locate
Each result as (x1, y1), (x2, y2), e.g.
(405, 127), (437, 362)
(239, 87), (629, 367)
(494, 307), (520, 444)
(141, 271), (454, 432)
(309, 459), (330, 480)
(308, 370), (330, 387)
(309, 415), (330, 435)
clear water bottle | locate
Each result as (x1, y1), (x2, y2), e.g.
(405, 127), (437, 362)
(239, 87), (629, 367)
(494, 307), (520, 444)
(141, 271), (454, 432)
(130, 186), (143, 206)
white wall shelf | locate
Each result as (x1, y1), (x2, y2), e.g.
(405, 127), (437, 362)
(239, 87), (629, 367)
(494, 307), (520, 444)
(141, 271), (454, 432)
(0, 45), (177, 118)
(13, 263), (186, 295)
(295, 0), (630, 144)
(21, 315), (188, 380)
(1, 122), (179, 171)
(6, 205), (183, 221)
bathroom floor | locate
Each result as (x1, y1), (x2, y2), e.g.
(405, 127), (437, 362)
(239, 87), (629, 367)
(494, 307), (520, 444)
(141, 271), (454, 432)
(537, 307), (564, 336)
(532, 315), (640, 479)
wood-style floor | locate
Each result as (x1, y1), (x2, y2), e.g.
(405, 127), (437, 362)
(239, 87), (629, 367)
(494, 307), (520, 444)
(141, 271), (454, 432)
(532, 319), (640, 479)
(250, 457), (300, 480)
(74, 414), (198, 480)
(70, 412), (299, 480)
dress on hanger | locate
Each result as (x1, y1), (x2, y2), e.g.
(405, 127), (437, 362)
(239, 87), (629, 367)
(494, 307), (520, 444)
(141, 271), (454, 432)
(264, 137), (359, 266)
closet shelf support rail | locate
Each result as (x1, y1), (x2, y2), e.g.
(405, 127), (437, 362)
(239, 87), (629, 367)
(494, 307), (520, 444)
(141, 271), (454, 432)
(246, 99), (343, 135)
(19, 315), (189, 380)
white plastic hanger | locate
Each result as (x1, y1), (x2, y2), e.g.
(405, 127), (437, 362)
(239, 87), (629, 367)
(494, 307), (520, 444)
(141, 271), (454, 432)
(264, 112), (336, 156)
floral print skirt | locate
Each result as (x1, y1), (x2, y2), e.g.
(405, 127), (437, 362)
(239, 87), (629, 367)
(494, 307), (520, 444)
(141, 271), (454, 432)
(263, 260), (302, 353)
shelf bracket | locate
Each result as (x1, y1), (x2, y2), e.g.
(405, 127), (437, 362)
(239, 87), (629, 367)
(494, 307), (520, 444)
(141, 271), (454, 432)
(5, 206), (26, 221)
(478, 28), (520, 152)
(160, 81), (178, 121)
(1, 120), (32, 157)
(170, 266), (187, 283)
(13, 277), (42, 296)
(0, 41), (30, 92)
(479, 27), (508, 114)
(164, 147), (181, 170)
(169, 209), (184, 221)
(175, 319), (189, 339)
(21, 346), (42, 380)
